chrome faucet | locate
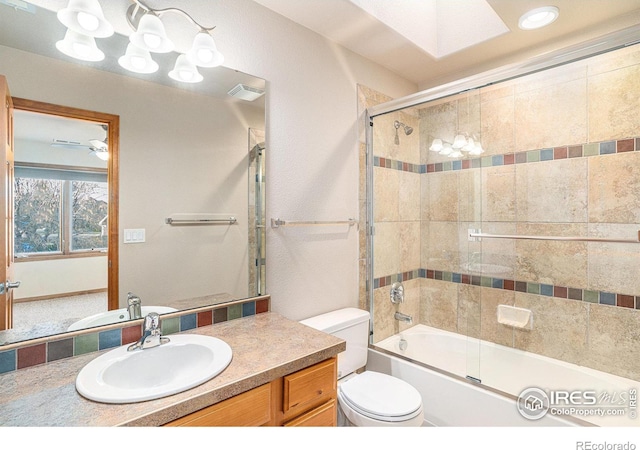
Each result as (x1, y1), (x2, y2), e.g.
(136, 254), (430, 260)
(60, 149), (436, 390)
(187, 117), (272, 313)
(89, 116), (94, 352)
(127, 312), (170, 351)
(127, 292), (142, 320)
(394, 311), (413, 324)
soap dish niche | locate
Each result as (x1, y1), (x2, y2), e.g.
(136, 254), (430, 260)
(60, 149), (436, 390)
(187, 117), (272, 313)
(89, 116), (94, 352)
(497, 305), (533, 330)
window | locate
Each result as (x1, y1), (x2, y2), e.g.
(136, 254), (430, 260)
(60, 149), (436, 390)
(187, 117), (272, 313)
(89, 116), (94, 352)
(14, 164), (108, 258)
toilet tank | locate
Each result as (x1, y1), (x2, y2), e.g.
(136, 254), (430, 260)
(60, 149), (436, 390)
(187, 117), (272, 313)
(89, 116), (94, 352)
(300, 308), (370, 379)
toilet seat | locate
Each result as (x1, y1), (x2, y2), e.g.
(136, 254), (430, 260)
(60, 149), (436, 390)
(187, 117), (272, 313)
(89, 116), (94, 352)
(338, 371), (423, 423)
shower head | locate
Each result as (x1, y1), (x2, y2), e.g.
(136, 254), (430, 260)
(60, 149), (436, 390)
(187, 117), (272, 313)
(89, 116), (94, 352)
(394, 120), (413, 144)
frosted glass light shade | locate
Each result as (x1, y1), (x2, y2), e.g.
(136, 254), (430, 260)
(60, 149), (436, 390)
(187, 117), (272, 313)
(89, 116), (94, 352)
(118, 43), (159, 74)
(130, 14), (174, 53)
(469, 142), (485, 155)
(429, 138), (443, 152)
(452, 134), (467, 149)
(187, 32), (224, 67)
(439, 143), (453, 156)
(56, 29), (104, 61)
(462, 137), (475, 152)
(57, 0), (114, 38)
(169, 54), (203, 83)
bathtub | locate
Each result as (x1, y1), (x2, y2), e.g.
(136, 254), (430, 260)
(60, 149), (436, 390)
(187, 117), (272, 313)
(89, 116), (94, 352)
(368, 324), (639, 427)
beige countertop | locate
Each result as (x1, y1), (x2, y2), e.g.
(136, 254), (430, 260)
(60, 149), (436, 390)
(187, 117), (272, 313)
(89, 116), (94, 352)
(0, 312), (345, 427)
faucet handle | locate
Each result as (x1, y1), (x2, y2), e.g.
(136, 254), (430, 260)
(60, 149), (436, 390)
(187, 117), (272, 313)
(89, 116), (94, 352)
(127, 292), (141, 305)
(144, 312), (160, 333)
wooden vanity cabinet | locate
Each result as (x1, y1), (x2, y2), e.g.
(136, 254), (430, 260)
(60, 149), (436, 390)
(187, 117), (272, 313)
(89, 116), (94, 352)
(165, 357), (337, 427)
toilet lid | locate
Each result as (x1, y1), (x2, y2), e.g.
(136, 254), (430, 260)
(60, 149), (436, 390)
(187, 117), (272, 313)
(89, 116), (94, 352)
(338, 371), (422, 421)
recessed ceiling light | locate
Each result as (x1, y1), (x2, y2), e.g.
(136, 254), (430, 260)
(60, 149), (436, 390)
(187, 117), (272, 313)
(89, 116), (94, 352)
(518, 6), (559, 30)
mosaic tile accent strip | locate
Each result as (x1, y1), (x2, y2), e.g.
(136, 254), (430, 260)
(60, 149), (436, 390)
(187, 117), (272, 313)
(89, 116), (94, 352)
(424, 138), (639, 173)
(374, 269), (638, 310)
(374, 137), (639, 174)
(374, 156), (424, 173)
(0, 297), (270, 375)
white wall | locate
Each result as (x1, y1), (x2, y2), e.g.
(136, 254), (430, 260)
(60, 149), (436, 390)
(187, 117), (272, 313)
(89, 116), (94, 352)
(1, 0), (417, 320)
(217, 0), (417, 320)
(13, 257), (107, 300)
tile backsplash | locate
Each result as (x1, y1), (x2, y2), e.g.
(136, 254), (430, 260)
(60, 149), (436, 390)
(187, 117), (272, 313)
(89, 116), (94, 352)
(0, 296), (269, 375)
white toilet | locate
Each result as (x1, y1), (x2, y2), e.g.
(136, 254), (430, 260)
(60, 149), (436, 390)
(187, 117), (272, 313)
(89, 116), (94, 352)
(300, 307), (424, 426)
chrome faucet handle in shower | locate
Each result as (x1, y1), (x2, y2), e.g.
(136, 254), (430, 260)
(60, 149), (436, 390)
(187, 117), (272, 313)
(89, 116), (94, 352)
(390, 282), (404, 303)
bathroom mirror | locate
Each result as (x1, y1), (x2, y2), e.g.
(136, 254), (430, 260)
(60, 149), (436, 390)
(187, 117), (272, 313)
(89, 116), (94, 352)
(0, 2), (267, 345)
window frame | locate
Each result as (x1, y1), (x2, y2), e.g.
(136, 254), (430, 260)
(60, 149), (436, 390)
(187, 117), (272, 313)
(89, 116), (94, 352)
(14, 161), (108, 262)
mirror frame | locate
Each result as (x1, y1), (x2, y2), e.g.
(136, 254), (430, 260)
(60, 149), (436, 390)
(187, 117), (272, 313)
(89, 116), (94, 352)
(12, 97), (120, 311)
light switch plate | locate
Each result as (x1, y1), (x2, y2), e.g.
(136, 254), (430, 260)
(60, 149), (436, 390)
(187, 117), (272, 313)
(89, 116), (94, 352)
(124, 228), (145, 243)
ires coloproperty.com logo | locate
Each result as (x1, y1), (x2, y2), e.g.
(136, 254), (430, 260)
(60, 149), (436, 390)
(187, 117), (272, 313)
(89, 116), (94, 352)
(517, 387), (638, 421)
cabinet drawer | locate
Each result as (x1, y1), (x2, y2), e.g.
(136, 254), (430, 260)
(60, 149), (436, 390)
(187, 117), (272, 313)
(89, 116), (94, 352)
(165, 383), (272, 427)
(283, 399), (336, 427)
(283, 358), (336, 413)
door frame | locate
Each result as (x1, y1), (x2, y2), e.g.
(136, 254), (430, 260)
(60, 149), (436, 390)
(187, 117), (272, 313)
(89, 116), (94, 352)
(12, 98), (119, 311)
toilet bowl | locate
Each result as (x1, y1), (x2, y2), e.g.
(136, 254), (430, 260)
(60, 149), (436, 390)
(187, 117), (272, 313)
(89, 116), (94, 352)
(300, 307), (424, 427)
(337, 371), (424, 426)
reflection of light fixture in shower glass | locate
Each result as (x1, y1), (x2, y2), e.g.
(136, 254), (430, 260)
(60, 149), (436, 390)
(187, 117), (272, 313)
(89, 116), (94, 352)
(429, 133), (484, 158)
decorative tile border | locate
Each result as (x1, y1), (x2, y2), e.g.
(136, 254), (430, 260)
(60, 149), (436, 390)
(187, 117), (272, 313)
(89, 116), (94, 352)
(0, 296), (270, 375)
(373, 137), (639, 174)
(374, 269), (639, 310)
(374, 156), (424, 173)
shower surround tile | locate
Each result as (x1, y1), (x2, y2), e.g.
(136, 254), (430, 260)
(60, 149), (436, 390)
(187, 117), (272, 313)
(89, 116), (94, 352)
(515, 158), (588, 223)
(588, 63), (640, 142)
(515, 223), (588, 288)
(586, 303), (640, 380)
(513, 293), (588, 367)
(428, 171), (459, 221)
(420, 278), (458, 333)
(481, 165), (516, 222)
(514, 77), (588, 152)
(588, 151), (640, 224)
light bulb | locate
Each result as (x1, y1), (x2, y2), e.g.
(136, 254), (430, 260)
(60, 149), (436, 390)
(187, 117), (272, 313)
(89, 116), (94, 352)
(179, 70), (193, 81)
(197, 48), (213, 63)
(77, 11), (99, 31)
(143, 33), (162, 50)
(130, 55), (146, 70)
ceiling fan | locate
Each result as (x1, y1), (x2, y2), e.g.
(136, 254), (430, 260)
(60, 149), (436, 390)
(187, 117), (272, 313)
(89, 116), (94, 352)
(49, 124), (109, 160)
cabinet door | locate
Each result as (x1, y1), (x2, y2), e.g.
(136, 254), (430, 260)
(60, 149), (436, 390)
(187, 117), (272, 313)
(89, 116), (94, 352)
(283, 358), (336, 413)
(165, 383), (272, 427)
(283, 400), (337, 427)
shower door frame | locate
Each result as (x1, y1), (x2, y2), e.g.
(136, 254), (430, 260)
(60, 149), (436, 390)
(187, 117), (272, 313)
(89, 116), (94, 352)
(364, 24), (640, 357)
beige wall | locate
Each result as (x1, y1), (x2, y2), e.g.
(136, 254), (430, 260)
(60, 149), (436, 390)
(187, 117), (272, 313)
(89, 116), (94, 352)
(367, 44), (640, 381)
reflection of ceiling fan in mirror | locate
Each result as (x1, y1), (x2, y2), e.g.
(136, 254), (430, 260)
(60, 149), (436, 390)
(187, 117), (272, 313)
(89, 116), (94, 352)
(50, 124), (109, 160)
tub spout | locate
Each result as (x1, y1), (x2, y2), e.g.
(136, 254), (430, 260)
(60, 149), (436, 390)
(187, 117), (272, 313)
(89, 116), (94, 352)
(394, 312), (412, 324)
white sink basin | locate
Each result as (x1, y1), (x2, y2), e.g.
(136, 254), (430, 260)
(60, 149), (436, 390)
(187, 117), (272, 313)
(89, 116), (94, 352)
(75, 334), (232, 403)
(67, 306), (178, 331)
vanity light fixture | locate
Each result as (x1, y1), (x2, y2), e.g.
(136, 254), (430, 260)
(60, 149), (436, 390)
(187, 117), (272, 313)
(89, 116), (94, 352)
(122, 0), (223, 81)
(55, 0), (224, 83)
(518, 6), (559, 30)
